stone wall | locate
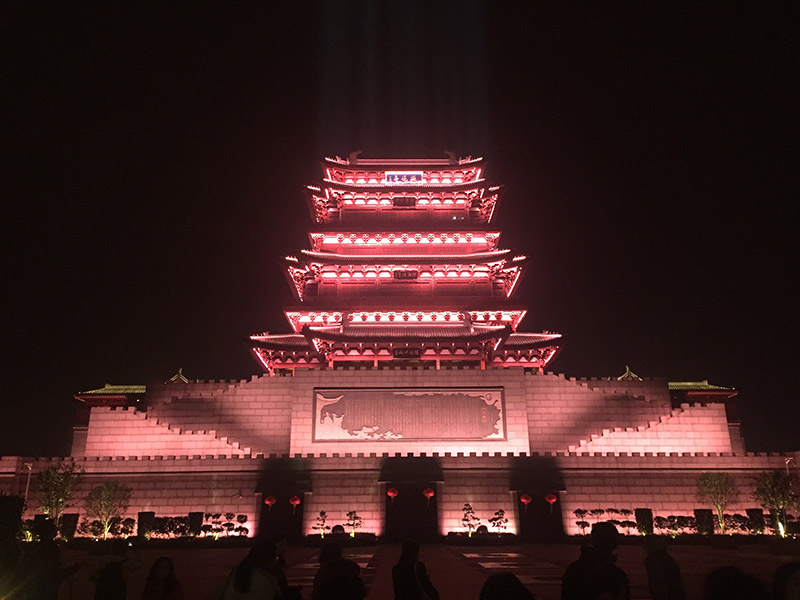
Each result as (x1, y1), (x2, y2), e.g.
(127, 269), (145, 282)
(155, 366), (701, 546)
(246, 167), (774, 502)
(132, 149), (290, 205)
(8, 366), (793, 539)
(83, 408), (249, 457)
(75, 368), (737, 459)
(3, 452), (795, 538)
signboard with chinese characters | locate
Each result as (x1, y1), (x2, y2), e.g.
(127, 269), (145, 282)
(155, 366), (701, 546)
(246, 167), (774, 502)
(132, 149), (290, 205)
(385, 171), (424, 185)
(313, 387), (505, 441)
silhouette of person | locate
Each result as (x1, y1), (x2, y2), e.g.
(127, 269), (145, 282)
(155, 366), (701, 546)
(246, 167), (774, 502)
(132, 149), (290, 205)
(95, 538), (140, 600)
(213, 537), (284, 600)
(142, 556), (184, 600)
(313, 542), (342, 600)
(312, 541), (365, 600)
(392, 540), (439, 600)
(702, 565), (767, 600)
(771, 562), (800, 600)
(561, 521), (629, 600)
(480, 572), (537, 600)
(644, 536), (686, 600)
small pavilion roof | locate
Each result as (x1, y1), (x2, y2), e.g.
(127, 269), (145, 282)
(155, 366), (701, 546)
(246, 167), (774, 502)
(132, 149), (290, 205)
(76, 384), (147, 395)
(298, 249), (511, 265)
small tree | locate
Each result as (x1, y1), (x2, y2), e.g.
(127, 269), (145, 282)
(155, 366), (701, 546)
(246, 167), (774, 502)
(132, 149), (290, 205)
(314, 511), (330, 538)
(573, 509), (590, 535)
(36, 463), (84, 530)
(461, 503), (480, 537)
(575, 520), (590, 535)
(589, 508), (605, 522)
(753, 470), (800, 537)
(697, 472), (739, 534)
(85, 481), (132, 539)
(345, 511), (362, 538)
(488, 509), (508, 532)
(619, 520), (636, 535)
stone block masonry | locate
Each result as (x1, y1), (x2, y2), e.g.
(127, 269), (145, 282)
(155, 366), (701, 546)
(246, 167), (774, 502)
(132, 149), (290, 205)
(5, 367), (791, 538)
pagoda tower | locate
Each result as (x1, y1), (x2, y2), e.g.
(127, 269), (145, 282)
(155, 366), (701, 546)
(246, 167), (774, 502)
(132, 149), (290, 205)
(250, 153), (562, 373)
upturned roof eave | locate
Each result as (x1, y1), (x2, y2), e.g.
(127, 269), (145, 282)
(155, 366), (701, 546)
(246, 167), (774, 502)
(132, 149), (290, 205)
(322, 155), (485, 169)
(297, 248), (511, 265)
(301, 323), (512, 344)
(317, 178), (493, 193)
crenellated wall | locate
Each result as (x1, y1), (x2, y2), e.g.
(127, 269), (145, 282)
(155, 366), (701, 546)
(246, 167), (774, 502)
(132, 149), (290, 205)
(8, 366), (790, 539)
(73, 368), (738, 459)
(572, 404), (733, 454)
(2, 452), (795, 538)
(83, 407), (249, 457)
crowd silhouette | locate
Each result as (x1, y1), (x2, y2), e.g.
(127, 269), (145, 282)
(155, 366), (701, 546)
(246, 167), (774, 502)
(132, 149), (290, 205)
(1, 520), (799, 599)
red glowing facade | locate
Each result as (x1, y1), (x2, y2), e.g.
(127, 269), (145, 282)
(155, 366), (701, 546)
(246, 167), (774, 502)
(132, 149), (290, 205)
(6, 153), (795, 545)
(250, 154), (562, 373)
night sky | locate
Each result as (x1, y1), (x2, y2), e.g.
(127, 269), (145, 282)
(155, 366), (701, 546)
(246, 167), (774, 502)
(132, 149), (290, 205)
(3, 3), (797, 457)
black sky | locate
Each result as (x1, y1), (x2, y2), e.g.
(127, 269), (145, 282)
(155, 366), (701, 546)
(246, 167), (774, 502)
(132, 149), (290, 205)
(2, 3), (797, 457)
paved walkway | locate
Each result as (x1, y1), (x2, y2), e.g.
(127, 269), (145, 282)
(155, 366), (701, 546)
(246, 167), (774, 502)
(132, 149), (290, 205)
(56, 540), (798, 599)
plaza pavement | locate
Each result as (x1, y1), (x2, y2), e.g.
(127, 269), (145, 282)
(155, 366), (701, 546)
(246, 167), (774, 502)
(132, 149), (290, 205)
(57, 539), (798, 599)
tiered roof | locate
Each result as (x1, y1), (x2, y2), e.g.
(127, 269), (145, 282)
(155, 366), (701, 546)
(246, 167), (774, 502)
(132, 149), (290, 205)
(250, 154), (562, 373)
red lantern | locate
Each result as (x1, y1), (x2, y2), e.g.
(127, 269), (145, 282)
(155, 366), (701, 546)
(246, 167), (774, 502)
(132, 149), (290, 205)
(520, 494), (532, 514)
(263, 496), (276, 512)
(289, 495), (301, 515)
(545, 493), (558, 514)
(422, 488), (435, 507)
(387, 487), (399, 505)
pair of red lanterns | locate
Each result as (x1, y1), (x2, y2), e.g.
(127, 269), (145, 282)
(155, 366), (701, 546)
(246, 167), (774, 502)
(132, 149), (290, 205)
(263, 495), (302, 514)
(386, 487), (435, 506)
(520, 493), (558, 513)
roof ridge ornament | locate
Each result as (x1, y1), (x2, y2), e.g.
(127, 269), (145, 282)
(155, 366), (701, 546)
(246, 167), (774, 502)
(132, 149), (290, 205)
(617, 365), (642, 381)
(167, 368), (189, 384)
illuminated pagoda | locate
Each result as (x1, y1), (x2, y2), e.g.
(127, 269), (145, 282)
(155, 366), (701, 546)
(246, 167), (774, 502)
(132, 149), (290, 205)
(5, 153), (796, 546)
(250, 153), (562, 373)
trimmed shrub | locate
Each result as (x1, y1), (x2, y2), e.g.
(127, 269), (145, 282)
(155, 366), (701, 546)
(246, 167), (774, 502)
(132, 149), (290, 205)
(724, 513), (750, 533)
(676, 516), (696, 535)
(137, 511), (155, 538)
(745, 508), (765, 534)
(60, 513), (79, 539)
(188, 512), (204, 537)
(635, 508), (653, 535)
(151, 516), (189, 538)
(0, 495), (24, 540)
(694, 509), (714, 535)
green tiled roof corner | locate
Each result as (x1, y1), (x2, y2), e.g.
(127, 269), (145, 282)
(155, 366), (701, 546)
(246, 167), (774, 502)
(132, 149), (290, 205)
(78, 384), (147, 395)
(668, 380), (734, 392)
